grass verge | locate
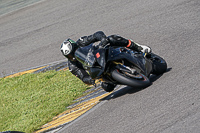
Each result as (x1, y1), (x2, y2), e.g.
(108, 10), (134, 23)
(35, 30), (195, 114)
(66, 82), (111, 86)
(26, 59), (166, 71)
(0, 70), (90, 133)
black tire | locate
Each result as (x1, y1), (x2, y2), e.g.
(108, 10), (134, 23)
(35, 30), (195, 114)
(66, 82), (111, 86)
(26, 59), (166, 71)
(111, 68), (151, 88)
(150, 53), (167, 75)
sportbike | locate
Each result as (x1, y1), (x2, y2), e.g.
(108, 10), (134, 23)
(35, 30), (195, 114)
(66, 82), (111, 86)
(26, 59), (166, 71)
(75, 43), (167, 92)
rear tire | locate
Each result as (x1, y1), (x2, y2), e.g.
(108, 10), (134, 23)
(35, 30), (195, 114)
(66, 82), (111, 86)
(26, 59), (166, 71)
(150, 53), (167, 75)
(111, 68), (151, 88)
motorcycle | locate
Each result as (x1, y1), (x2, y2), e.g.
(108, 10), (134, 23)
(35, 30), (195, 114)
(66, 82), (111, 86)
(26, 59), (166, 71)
(75, 43), (167, 92)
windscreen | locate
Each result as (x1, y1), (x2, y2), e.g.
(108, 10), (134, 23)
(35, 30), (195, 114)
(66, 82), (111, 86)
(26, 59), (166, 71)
(84, 48), (95, 67)
(75, 44), (96, 68)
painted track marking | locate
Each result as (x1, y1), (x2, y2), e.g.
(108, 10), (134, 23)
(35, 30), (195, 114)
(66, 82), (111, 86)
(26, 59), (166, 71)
(36, 92), (111, 133)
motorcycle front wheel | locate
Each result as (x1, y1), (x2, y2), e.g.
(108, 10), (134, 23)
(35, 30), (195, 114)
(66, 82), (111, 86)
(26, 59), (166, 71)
(111, 67), (151, 88)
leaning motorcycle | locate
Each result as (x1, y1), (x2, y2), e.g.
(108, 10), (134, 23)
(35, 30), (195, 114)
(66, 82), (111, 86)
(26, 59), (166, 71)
(75, 43), (167, 92)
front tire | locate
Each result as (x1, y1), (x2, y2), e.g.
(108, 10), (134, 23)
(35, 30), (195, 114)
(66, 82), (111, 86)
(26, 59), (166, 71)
(111, 68), (151, 88)
(101, 82), (116, 92)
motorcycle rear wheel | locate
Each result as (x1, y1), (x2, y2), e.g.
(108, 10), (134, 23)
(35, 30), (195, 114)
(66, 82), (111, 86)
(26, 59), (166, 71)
(111, 67), (151, 88)
(150, 53), (167, 75)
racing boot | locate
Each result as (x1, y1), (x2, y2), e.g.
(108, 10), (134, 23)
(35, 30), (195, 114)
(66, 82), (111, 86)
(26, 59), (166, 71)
(108, 35), (151, 53)
(127, 40), (152, 53)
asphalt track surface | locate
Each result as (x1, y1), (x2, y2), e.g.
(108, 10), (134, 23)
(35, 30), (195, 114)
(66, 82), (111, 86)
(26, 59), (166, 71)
(1, 0), (200, 133)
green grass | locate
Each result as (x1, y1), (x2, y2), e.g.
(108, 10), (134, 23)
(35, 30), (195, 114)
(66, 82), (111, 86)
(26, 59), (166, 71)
(0, 70), (90, 133)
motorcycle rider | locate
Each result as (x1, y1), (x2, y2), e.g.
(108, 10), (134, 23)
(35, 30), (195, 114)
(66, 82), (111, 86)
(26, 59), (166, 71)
(60, 31), (151, 92)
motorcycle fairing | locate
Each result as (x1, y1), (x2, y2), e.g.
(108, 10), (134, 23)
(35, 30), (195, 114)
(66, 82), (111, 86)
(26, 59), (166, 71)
(107, 47), (152, 76)
(88, 47), (106, 79)
(75, 44), (106, 79)
(75, 44), (152, 79)
(75, 44), (94, 67)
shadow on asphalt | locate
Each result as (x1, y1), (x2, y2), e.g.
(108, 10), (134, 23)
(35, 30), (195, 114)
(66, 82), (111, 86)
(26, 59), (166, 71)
(101, 68), (172, 101)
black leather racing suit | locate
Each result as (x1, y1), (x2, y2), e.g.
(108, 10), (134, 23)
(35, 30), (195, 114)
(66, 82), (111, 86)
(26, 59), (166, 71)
(68, 31), (142, 90)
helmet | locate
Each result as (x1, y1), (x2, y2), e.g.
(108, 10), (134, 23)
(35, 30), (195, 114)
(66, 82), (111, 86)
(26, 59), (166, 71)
(60, 39), (78, 61)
